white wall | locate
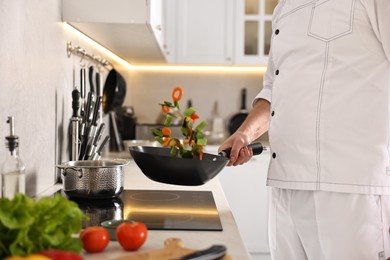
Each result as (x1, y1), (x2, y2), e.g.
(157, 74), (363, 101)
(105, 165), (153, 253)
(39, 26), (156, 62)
(123, 70), (264, 131)
(0, 0), (123, 196)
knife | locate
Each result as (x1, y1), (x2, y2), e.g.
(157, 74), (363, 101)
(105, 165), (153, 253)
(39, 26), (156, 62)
(83, 96), (102, 159)
(87, 123), (105, 160)
(91, 135), (110, 160)
(89, 65), (95, 94)
(175, 245), (227, 260)
(83, 91), (93, 124)
(80, 66), (86, 118)
(95, 70), (101, 97)
(70, 89), (81, 161)
(79, 92), (94, 160)
(91, 96), (102, 127)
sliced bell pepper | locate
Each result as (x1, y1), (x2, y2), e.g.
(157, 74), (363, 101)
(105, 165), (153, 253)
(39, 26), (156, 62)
(190, 113), (199, 123)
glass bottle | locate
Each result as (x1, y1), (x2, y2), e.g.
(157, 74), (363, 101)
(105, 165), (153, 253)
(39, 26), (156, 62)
(1, 116), (25, 199)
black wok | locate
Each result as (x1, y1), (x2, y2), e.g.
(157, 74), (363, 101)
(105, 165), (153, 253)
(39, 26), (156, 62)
(102, 69), (126, 114)
(128, 142), (263, 186)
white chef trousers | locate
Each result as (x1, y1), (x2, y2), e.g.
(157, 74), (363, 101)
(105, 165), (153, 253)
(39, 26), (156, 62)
(269, 188), (390, 260)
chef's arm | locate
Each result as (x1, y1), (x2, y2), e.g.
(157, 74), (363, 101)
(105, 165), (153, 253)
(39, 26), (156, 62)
(218, 98), (270, 166)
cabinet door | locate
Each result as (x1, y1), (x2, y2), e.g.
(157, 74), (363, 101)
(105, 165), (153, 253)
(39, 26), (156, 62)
(150, 0), (175, 63)
(150, 0), (164, 48)
(235, 0), (278, 65)
(174, 0), (234, 65)
(218, 151), (271, 254)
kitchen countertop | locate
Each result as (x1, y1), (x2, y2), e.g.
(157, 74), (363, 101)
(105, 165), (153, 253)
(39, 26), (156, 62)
(39, 158), (252, 259)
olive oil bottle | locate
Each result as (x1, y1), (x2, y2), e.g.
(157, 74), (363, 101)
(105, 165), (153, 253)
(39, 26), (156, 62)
(1, 116), (25, 199)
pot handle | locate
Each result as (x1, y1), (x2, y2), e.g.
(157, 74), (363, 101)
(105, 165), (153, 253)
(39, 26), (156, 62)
(112, 158), (131, 165)
(56, 165), (83, 178)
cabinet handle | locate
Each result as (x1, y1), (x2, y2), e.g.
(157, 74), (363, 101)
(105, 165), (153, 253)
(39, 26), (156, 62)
(156, 24), (162, 31)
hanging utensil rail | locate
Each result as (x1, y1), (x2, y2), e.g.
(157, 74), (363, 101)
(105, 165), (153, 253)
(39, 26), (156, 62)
(66, 41), (113, 70)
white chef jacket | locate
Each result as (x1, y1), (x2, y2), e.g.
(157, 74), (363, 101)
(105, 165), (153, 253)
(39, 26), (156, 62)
(255, 0), (390, 195)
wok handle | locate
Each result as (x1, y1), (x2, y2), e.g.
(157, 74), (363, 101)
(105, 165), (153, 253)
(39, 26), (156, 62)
(219, 142), (263, 158)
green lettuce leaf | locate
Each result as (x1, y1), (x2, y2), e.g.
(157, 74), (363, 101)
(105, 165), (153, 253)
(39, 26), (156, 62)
(0, 193), (86, 258)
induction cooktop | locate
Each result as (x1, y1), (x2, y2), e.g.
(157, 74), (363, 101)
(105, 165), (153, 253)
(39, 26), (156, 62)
(62, 190), (223, 231)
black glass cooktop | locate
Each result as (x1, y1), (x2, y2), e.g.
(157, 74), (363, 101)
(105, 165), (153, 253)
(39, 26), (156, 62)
(61, 190), (223, 231)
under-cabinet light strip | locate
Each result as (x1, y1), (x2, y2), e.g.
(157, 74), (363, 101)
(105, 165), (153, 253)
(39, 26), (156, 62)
(63, 22), (267, 73)
(63, 22), (134, 69)
(132, 65), (267, 72)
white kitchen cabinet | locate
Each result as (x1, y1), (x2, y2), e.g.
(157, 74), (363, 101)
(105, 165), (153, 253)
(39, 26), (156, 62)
(206, 146), (271, 256)
(62, 0), (167, 64)
(234, 0), (278, 65)
(150, 0), (164, 50)
(217, 150), (271, 255)
(168, 0), (235, 65)
(163, 0), (276, 65)
(63, 0), (275, 66)
(151, 0), (177, 64)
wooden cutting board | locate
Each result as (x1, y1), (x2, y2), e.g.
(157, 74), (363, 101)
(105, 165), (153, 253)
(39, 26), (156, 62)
(115, 238), (232, 260)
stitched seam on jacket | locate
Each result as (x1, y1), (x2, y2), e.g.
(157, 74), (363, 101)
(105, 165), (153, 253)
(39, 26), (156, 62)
(267, 178), (390, 188)
(315, 42), (329, 189)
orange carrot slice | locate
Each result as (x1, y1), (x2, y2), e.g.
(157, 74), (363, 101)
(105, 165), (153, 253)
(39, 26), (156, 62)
(172, 86), (183, 102)
(161, 105), (170, 113)
(163, 137), (171, 147)
(161, 127), (172, 136)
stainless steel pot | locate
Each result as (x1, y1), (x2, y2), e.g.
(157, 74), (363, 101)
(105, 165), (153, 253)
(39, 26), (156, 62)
(56, 159), (129, 199)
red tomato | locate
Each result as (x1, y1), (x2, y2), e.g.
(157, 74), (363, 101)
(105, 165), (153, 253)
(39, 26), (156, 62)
(79, 226), (110, 253)
(38, 249), (83, 260)
(116, 221), (148, 251)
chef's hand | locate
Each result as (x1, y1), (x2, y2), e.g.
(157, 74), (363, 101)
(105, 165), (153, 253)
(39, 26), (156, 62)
(218, 131), (253, 166)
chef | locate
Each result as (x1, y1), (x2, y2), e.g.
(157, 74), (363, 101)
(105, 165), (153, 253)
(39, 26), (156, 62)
(219, 0), (390, 259)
